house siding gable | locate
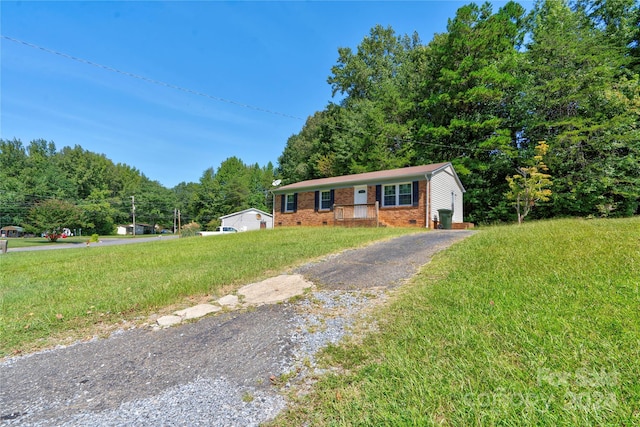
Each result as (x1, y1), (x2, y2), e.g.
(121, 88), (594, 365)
(431, 165), (464, 224)
(220, 209), (273, 230)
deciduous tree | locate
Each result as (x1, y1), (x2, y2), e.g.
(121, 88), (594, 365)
(29, 199), (84, 241)
(506, 142), (553, 224)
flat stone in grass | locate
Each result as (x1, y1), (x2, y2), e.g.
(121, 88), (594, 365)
(174, 304), (221, 320)
(238, 274), (313, 305)
(217, 294), (239, 307)
(156, 315), (182, 327)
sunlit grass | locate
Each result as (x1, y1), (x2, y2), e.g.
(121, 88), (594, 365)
(0, 227), (417, 357)
(273, 217), (640, 426)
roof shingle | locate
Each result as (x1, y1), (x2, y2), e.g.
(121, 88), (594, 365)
(274, 162), (451, 192)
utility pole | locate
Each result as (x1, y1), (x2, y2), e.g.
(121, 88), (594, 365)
(173, 208), (177, 234)
(131, 196), (136, 236)
(178, 209), (181, 236)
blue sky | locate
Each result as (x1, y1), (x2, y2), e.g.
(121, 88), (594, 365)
(1, 1), (529, 188)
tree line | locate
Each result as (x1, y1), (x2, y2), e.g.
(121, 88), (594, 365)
(279, 0), (639, 223)
(2, 0), (638, 234)
(0, 138), (276, 235)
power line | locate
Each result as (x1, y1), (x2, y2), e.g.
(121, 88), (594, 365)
(2, 35), (305, 121)
(2, 36), (518, 157)
(323, 121), (521, 156)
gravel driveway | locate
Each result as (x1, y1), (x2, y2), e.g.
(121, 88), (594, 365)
(0, 230), (474, 426)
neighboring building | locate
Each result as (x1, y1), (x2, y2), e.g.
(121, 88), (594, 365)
(272, 162), (468, 229)
(220, 208), (273, 231)
(0, 226), (26, 238)
(116, 223), (154, 235)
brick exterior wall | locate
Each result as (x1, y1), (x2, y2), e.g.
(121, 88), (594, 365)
(275, 182), (433, 228)
(377, 181), (427, 227)
(276, 192), (333, 227)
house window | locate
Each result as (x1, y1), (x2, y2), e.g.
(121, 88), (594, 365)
(320, 190), (332, 210)
(315, 189), (334, 211)
(383, 185), (396, 206)
(285, 194), (296, 212)
(383, 183), (413, 207)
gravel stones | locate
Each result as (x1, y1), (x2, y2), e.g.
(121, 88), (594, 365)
(44, 377), (287, 427)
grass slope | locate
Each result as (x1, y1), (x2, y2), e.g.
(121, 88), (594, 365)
(0, 227), (415, 357)
(274, 217), (640, 426)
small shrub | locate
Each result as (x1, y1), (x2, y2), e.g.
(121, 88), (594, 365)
(180, 221), (201, 238)
(206, 219), (221, 231)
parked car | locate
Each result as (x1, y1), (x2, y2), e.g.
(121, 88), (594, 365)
(216, 226), (238, 233)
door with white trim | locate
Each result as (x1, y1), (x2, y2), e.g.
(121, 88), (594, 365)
(354, 185), (368, 218)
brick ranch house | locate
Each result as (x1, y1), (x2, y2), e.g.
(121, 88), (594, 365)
(272, 162), (469, 229)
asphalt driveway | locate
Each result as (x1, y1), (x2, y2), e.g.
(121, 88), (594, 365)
(6, 235), (179, 252)
(0, 230), (474, 426)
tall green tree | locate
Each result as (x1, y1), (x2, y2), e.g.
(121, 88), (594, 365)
(328, 25), (418, 103)
(82, 189), (117, 235)
(279, 109), (342, 183)
(56, 145), (116, 199)
(281, 26), (419, 182)
(212, 157), (252, 216)
(29, 198), (84, 241)
(413, 1), (527, 223)
(524, 0), (640, 217)
(192, 167), (220, 227)
(23, 140), (76, 201)
(0, 138), (29, 227)
(172, 181), (199, 227)
(630, 7), (640, 74)
(133, 179), (176, 230)
(246, 162), (275, 212)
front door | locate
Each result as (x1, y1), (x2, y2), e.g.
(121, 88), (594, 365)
(354, 185), (368, 218)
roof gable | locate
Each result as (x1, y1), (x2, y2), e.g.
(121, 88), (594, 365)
(219, 208), (273, 219)
(274, 162), (464, 193)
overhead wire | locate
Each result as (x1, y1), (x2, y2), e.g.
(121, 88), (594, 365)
(319, 119), (520, 157)
(2, 34), (527, 182)
(1, 35), (522, 157)
(1, 35), (305, 121)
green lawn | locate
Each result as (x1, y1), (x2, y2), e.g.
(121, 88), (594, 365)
(272, 217), (640, 426)
(0, 227), (416, 357)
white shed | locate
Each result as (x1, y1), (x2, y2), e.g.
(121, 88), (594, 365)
(220, 208), (273, 231)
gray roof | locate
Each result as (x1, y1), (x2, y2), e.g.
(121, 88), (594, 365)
(0, 226), (25, 231)
(273, 162), (461, 193)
